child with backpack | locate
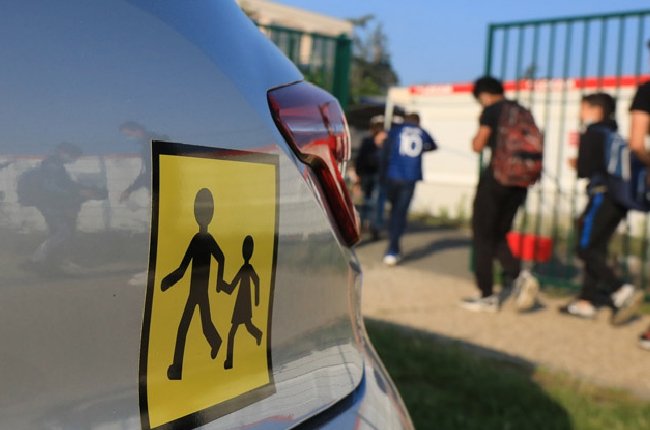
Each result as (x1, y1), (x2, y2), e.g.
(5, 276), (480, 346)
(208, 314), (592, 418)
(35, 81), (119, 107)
(629, 53), (650, 347)
(560, 93), (645, 325)
(461, 76), (541, 313)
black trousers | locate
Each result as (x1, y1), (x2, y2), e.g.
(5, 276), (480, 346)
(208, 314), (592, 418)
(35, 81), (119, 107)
(472, 173), (527, 297)
(576, 192), (627, 306)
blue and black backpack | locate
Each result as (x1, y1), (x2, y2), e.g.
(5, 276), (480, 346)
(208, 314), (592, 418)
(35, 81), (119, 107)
(598, 127), (650, 212)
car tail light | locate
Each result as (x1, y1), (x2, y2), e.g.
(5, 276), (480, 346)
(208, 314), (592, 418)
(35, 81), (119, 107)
(268, 82), (360, 246)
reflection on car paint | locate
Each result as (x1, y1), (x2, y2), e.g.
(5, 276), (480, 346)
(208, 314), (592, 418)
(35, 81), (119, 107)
(0, 0), (412, 428)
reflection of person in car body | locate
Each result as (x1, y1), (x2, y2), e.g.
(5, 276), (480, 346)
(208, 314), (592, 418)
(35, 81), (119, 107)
(222, 235), (263, 370)
(0, 161), (12, 202)
(25, 142), (107, 276)
(120, 121), (169, 287)
(161, 188), (228, 380)
(118, 121), (168, 203)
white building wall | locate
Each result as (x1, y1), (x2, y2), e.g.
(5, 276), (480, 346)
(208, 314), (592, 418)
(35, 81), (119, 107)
(386, 77), (649, 234)
(0, 156), (149, 234)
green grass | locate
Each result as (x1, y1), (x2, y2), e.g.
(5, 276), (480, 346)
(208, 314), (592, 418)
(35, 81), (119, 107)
(366, 320), (650, 430)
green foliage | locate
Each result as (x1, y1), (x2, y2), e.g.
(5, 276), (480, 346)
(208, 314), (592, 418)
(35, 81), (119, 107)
(410, 210), (470, 229)
(301, 68), (333, 91)
(438, 206), (450, 222)
(349, 16), (398, 104)
(366, 320), (650, 430)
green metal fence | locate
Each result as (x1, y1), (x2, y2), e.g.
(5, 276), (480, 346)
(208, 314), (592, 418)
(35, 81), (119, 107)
(483, 9), (650, 291)
(256, 23), (352, 110)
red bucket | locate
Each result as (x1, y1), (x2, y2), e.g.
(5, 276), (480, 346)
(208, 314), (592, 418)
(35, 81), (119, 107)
(506, 232), (553, 262)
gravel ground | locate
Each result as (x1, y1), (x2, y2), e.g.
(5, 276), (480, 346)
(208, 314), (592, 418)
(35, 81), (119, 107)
(356, 227), (650, 398)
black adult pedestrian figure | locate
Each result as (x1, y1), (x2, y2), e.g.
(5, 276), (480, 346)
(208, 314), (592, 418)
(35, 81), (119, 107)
(161, 188), (228, 380)
(222, 235), (263, 370)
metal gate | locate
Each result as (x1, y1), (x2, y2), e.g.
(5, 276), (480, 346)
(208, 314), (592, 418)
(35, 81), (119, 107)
(483, 10), (650, 291)
(256, 23), (352, 110)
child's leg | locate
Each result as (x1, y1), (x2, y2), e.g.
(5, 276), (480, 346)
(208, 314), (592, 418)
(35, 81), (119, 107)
(577, 241), (608, 305)
(472, 176), (500, 298)
(493, 187), (527, 280)
(244, 320), (263, 345)
(472, 174), (526, 297)
(577, 194), (627, 305)
(224, 324), (239, 370)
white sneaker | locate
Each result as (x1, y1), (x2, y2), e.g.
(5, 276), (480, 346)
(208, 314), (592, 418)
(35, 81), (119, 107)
(611, 286), (644, 326)
(559, 300), (597, 319)
(128, 270), (148, 286)
(383, 254), (400, 266)
(460, 295), (499, 313)
(513, 270), (539, 311)
(611, 284), (635, 308)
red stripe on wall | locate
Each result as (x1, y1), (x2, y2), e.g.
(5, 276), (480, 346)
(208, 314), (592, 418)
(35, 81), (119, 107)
(409, 74), (650, 96)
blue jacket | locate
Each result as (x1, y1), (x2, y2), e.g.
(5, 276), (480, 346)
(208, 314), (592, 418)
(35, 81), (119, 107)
(382, 123), (437, 182)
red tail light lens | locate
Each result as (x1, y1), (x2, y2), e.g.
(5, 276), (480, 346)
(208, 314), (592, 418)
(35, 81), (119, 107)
(268, 82), (360, 246)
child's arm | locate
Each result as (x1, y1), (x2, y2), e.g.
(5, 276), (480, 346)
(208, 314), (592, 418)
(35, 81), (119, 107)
(221, 269), (240, 295)
(567, 156), (577, 169)
(630, 111), (650, 168)
(576, 130), (606, 179)
(471, 126), (491, 153)
(422, 129), (437, 152)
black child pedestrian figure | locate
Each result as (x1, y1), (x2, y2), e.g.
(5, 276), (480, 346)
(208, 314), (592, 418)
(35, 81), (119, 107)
(222, 235), (263, 370)
(161, 188), (228, 380)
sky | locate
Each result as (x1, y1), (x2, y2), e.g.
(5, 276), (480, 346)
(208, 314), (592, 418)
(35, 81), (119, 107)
(274, 0), (650, 86)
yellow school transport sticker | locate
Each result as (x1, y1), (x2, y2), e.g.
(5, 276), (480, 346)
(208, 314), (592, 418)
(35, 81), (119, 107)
(140, 142), (278, 430)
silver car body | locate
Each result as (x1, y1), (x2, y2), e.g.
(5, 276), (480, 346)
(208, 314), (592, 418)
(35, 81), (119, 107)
(0, 1), (412, 429)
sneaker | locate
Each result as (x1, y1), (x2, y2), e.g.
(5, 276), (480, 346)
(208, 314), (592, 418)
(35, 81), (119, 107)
(460, 295), (499, 313)
(559, 300), (597, 319)
(513, 270), (539, 311)
(383, 254), (400, 266)
(611, 284), (635, 308)
(128, 270), (148, 286)
(611, 288), (644, 326)
(496, 285), (515, 304)
(639, 330), (650, 351)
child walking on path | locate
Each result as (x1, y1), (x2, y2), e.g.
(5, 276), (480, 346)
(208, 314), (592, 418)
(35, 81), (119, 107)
(461, 76), (540, 313)
(380, 113), (437, 266)
(629, 43), (650, 346)
(560, 93), (644, 325)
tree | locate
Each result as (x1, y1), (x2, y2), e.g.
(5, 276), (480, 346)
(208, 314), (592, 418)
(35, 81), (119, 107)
(522, 63), (537, 81)
(348, 15), (399, 104)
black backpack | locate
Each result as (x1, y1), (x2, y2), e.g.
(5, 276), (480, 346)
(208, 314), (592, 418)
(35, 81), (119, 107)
(16, 166), (46, 207)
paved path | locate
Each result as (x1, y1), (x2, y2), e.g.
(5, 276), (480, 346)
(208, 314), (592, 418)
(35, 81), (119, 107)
(356, 224), (650, 398)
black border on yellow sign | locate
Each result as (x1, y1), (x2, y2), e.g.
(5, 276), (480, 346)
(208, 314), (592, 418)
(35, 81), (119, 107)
(139, 141), (279, 430)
